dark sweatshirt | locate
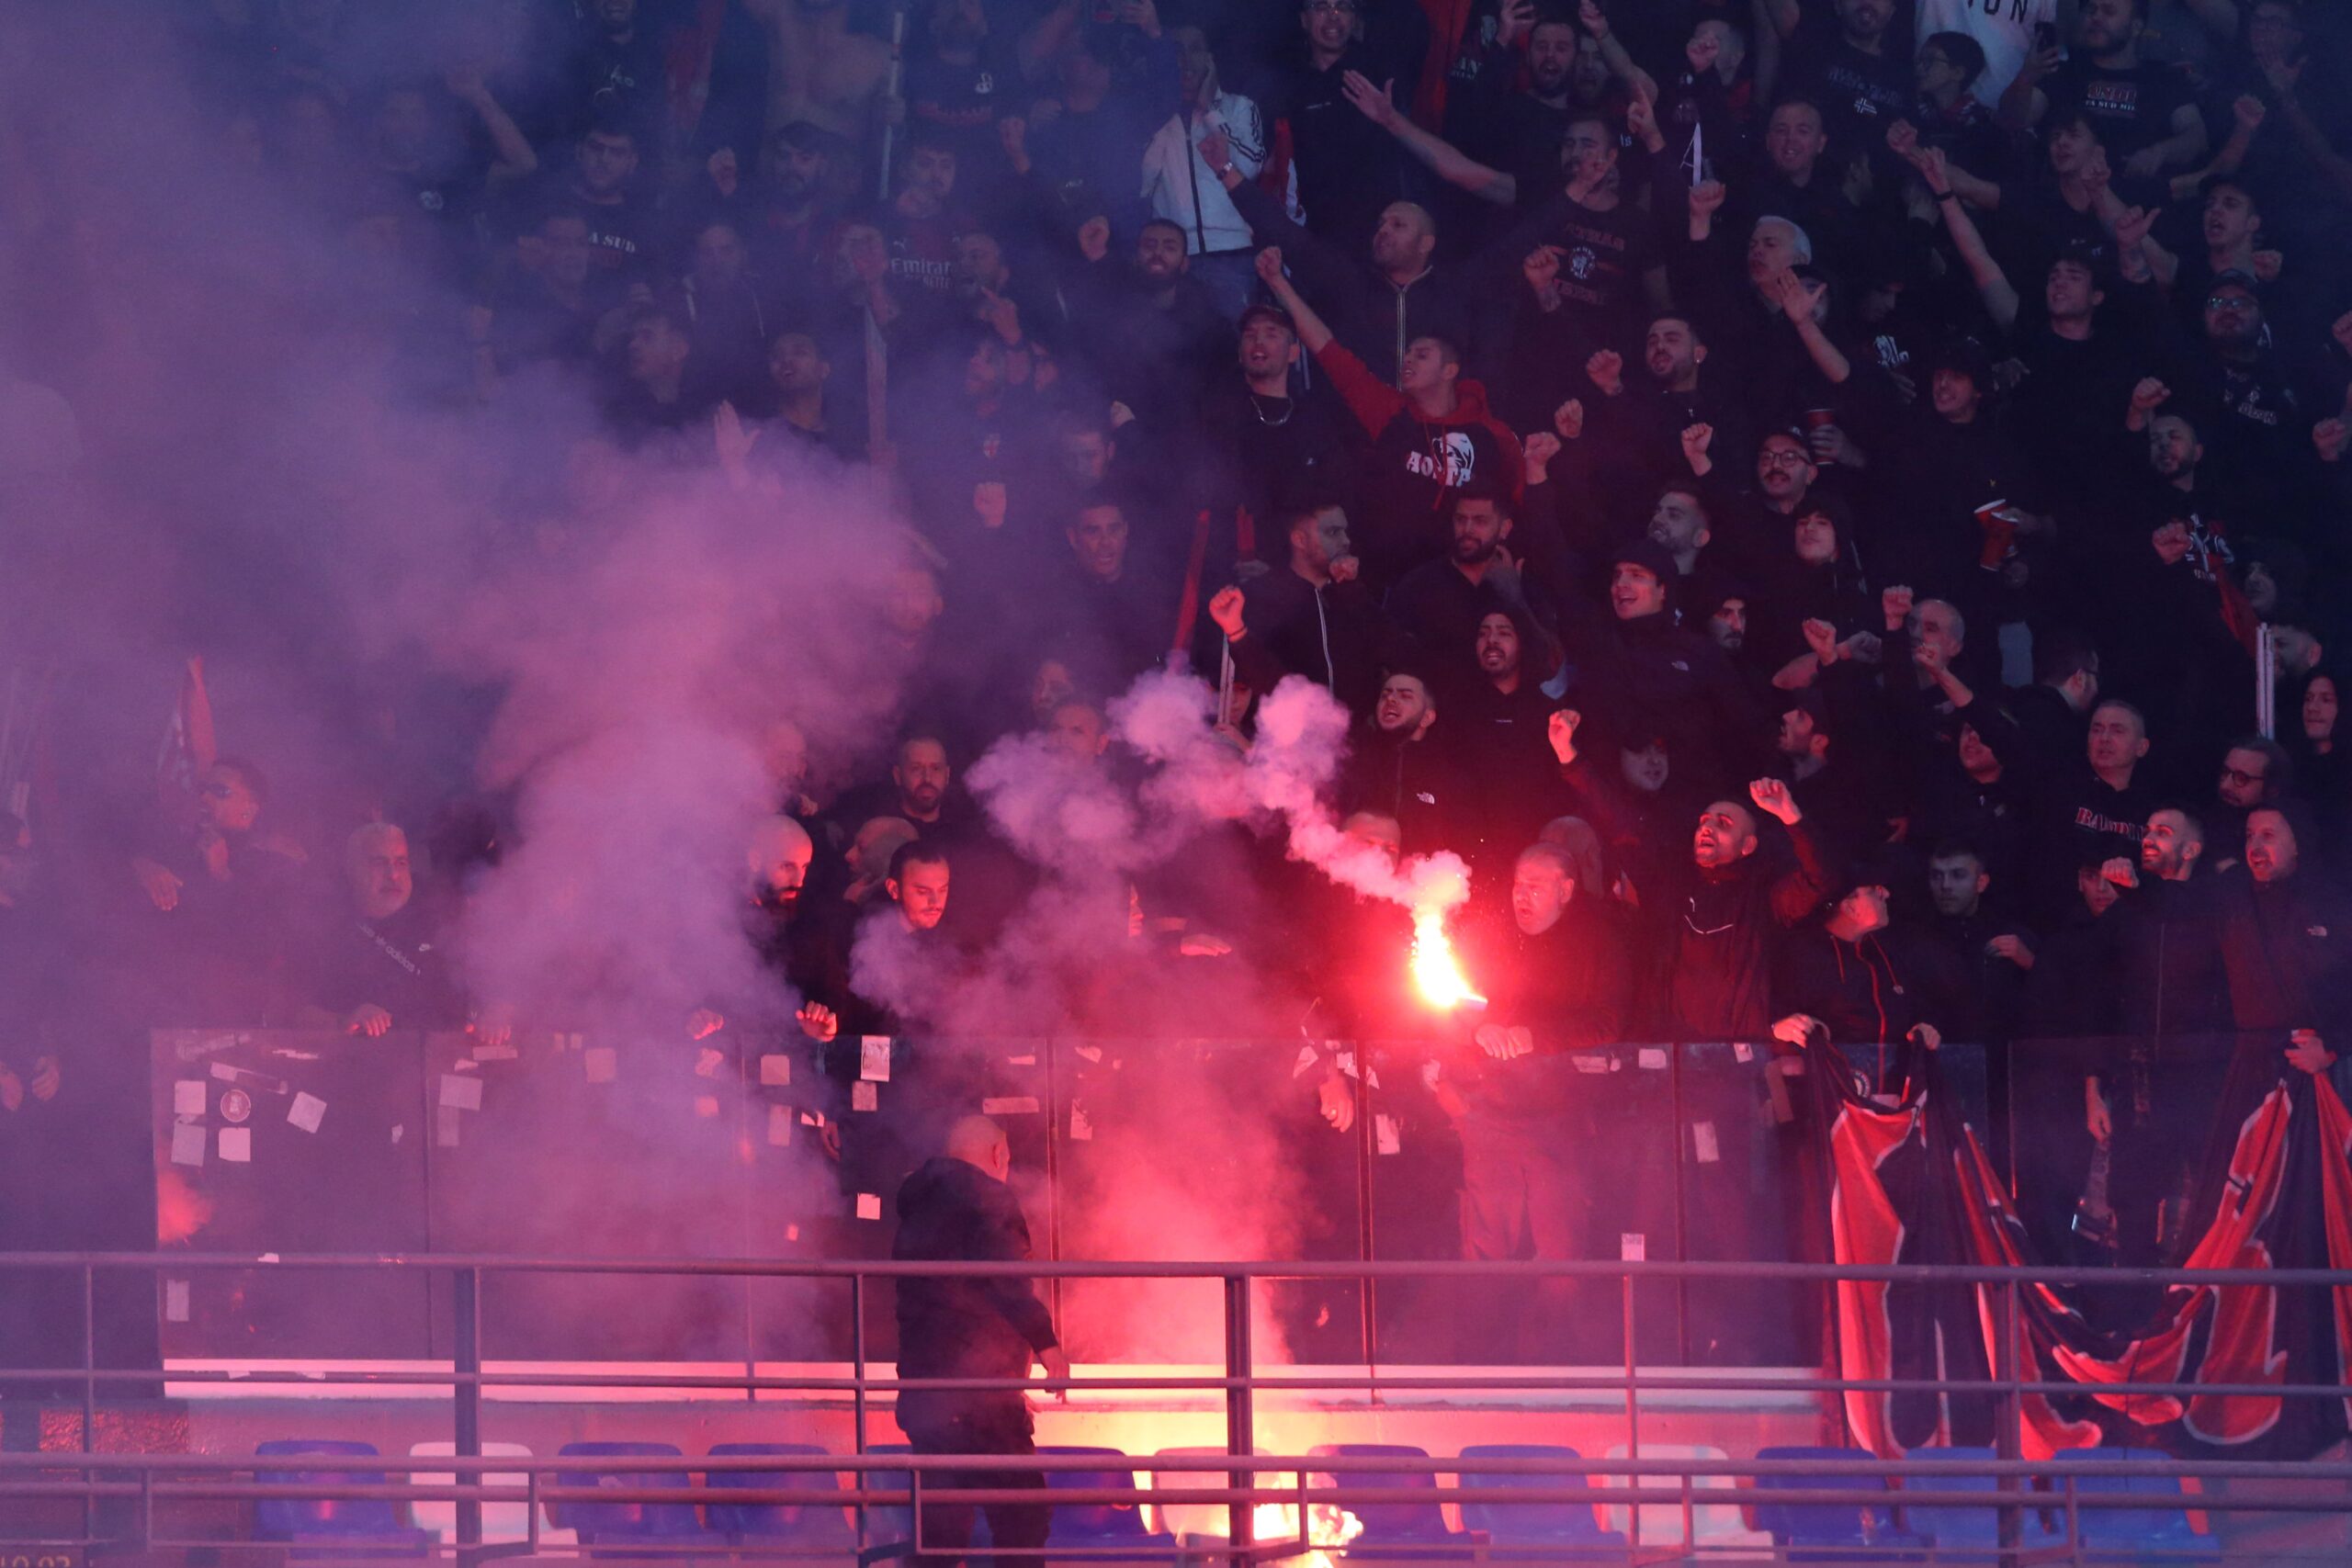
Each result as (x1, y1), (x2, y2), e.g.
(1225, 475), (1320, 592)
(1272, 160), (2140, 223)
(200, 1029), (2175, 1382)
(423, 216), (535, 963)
(1453, 901), (1630, 1122)
(892, 1156), (1058, 1396)
(1659, 817), (1833, 1043)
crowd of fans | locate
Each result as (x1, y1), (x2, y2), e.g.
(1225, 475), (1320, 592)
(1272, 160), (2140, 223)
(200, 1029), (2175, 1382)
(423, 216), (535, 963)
(10, 0), (2352, 1291)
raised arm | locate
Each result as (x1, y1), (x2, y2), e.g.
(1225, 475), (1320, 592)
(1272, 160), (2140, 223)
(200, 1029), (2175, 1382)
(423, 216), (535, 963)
(1575, 0), (1659, 106)
(1887, 119), (1999, 209)
(447, 69), (537, 183)
(1913, 145), (2018, 329)
(1255, 247), (1331, 355)
(1770, 269), (1850, 383)
(1998, 31), (2059, 130)
(1341, 71), (1516, 206)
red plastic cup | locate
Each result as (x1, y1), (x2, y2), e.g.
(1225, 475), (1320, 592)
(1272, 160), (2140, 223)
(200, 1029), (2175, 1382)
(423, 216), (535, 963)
(1975, 499), (2018, 569)
(1803, 409), (1838, 464)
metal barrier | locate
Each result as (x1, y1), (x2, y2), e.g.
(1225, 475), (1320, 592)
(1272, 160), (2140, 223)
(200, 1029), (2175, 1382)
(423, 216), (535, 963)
(149, 1031), (1933, 1367)
(6, 1250), (2352, 1563)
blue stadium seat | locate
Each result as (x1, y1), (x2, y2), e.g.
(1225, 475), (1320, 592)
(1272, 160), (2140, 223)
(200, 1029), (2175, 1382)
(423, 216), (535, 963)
(253, 1439), (432, 1558)
(1900, 1446), (2061, 1557)
(1040, 1447), (1179, 1559)
(1454, 1444), (1627, 1556)
(703, 1443), (853, 1548)
(1035, 1457), (1170, 1551)
(552, 1441), (716, 1550)
(2050, 1448), (2220, 1560)
(1751, 1445), (1929, 1562)
(1307, 1443), (1473, 1553)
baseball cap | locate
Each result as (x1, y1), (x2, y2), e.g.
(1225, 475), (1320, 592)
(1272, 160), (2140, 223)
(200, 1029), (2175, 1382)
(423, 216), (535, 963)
(1238, 302), (1295, 335)
(1611, 536), (1681, 583)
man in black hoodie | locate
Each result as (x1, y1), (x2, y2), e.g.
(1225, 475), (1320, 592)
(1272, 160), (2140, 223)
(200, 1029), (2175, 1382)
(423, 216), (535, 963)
(892, 1114), (1070, 1566)
(1338, 668), (1468, 861)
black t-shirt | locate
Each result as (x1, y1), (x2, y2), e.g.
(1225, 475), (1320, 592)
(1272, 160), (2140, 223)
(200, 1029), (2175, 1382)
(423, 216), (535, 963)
(1544, 199), (1660, 320)
(2047, 58), (2197, 162)
(1788, 37), (1914, 155)
(903, 38), (1024, 190)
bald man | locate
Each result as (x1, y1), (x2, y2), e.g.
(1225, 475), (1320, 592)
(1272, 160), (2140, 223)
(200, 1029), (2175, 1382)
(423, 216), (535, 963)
(892, 1115), (1069, 1565)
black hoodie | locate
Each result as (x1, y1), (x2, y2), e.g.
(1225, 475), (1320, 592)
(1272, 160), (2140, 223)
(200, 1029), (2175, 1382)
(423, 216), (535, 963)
(892, 1156), (1058, 1393)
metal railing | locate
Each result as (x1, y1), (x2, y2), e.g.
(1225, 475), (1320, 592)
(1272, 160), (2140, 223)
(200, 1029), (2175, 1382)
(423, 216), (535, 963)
(6, 1251), (2352, 1563)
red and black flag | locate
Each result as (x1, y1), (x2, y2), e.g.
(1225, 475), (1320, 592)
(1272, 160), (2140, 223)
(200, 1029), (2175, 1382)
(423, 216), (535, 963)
(1811, 1035), (2352, 1461)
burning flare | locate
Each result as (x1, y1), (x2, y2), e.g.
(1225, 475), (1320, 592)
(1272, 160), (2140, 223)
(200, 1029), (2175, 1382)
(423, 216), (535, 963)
(1251, 1479), (1365, 1568)
(1410, 906), (1485, 1010)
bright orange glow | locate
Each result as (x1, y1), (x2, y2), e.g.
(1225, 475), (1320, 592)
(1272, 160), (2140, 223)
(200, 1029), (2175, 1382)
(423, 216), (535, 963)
(1410, 907), (1484, 1010)
(1250, 1478), (1364, 1567)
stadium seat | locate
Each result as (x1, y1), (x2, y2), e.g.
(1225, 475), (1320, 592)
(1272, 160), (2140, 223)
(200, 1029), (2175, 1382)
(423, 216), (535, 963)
(2049, 1448), (2220, 1560)
(551, 1440), (716, 1550)
(1453, 1444), (1626, 1555)
(704, 1442), (853, 1547)
(1307, 1443), (1473, 1552)
(1600, 1444), (1770, 1548)
(253, 1439), (432, 1558)
(1899, 1445), (2062, 1557)
(1750, 1445), (1930, 1562)
(1039, 1447), (1179, 1561)
(409, 1440), (576, 1549)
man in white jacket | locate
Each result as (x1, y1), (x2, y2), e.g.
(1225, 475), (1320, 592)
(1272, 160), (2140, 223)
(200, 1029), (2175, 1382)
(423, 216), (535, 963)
(1142, 27), (1279, 319)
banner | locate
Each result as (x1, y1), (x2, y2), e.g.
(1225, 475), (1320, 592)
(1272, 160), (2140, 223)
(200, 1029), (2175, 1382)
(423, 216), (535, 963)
(1815, 1036), (2352, 1461)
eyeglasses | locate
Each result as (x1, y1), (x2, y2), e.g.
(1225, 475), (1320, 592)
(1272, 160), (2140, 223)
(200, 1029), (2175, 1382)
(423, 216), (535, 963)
(1758, 449), (1812, 468)
(1306, 1), (1358, 14)
(2221, 764), (2267, 787)
(2206, 294), (2255, 310)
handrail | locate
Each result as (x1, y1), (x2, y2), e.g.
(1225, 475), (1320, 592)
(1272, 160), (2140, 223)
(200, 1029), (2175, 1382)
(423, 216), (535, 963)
(34, 1249), (2352, 1284)
(15, 1255), (2348, 1560)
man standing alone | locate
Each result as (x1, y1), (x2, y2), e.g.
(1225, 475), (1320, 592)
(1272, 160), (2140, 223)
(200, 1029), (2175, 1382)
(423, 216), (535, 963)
(892, 1115), (1070, 1565)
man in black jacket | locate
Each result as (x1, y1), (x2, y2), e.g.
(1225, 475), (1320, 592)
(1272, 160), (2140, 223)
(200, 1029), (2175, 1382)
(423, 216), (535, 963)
(1207, 503), (1401, 718)
(892, 1114), (1070, 1566)
(1657, 777), (1831, 1043)
(2217, 805), (2352, 1066)
(1436, 841), (1628, 1361)
(1564, 537), (1769, 805)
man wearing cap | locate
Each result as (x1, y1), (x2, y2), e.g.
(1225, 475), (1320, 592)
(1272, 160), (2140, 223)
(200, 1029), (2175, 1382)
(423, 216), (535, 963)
(1774, 871), (1962, 1054)
(1559, 536), (1768, 803)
